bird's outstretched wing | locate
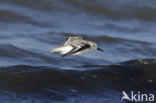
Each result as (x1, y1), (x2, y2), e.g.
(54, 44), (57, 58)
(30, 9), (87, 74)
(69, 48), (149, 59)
(61, 45), (78, 57)
(62, 43), (90, 57)
(65, 36), (84, 45)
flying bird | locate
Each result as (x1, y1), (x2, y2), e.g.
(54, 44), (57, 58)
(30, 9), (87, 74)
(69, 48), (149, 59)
(51, 36), (103, 57)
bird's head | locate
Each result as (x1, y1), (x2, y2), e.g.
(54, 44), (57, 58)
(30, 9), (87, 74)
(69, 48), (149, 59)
(91, 43), (103, 52)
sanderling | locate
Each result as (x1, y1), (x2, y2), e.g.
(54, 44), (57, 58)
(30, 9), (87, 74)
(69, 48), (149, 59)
(51, 36), (103, 57)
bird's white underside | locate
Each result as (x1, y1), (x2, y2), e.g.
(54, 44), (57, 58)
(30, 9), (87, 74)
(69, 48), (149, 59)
(52, 45), (73, 54)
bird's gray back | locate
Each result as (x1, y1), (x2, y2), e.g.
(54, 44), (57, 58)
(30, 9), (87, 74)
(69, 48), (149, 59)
(66, 40), (95, 46)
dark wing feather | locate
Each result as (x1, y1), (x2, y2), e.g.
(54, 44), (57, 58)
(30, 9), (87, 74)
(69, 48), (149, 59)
(72, 43), (90, 54)
(66, 37), (69, 41)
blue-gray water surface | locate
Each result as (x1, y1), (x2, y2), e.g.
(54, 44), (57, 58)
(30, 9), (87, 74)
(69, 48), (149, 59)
(0, 0), (156, 103)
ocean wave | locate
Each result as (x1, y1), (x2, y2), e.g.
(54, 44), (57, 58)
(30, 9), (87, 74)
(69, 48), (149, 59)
(0, 0), (156, 102)
(0, 59), (155, 93)
(1, 0), (156, 21)
(0, 9), (32, 23)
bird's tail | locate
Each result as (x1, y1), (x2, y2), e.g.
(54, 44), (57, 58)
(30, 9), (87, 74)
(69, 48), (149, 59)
(51, 48), (61, 53)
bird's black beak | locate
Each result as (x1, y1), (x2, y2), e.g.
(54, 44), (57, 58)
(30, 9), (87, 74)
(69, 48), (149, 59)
(97, 47), (104, 52)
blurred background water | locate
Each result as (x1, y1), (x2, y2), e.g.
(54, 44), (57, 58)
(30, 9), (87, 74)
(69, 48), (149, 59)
(0, 0), (156, 103)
